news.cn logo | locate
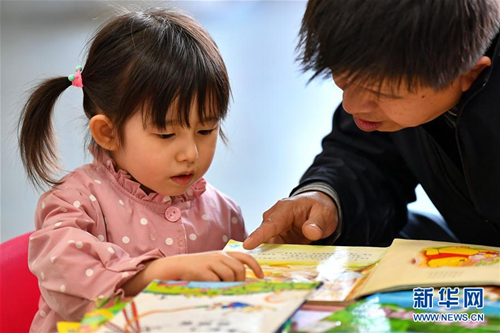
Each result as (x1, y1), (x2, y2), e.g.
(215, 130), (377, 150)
(412, 287), (485, 323)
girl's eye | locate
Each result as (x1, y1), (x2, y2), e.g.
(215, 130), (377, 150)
(198, 129), (215, 136)
(157, 134), (175, 140)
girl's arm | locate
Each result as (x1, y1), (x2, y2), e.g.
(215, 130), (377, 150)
(29, 188), (165, 321)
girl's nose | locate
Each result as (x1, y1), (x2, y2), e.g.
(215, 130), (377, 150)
(177, 140), (198, 163)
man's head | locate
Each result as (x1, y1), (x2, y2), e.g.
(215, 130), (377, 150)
(298, 0), (500, 131)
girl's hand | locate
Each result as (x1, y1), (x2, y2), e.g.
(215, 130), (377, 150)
(122, 251), (264, 296)
(165, 251), (264, 281)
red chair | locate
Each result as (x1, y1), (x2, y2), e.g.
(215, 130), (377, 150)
(1, 232), (40, 333)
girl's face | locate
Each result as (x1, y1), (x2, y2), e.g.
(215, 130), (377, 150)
(112, 108), (219, 197)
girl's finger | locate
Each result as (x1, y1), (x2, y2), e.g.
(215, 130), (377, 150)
(210, 261), (236, 281)
(198, 270), (221, 282)
(221, 257), (247, 281)
(226, 252), (264, 279)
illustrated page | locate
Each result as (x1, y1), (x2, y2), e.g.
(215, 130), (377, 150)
(357, 239), (500, 297)
(224, 240), (387, 303)
(95, 280), (320, 333)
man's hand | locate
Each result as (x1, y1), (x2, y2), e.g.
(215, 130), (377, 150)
(243, 191), (338, 250)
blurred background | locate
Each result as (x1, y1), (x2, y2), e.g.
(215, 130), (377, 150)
(1, 0), (438, 242)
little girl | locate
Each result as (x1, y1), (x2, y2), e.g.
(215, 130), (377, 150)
(18, 8), (263, 332)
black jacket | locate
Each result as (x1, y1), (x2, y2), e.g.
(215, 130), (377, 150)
(295, 34), (500, 246)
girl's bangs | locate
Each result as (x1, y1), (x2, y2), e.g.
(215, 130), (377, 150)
(143, 71), (228, 130)
(122, 50), (229, 130)
(113, 10), (230, 132)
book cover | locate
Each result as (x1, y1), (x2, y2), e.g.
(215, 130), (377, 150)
(293, 287), (500, 332)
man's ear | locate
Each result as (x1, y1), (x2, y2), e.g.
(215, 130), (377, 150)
(89, 115), (119, 151)
(460, 56), (491, 92)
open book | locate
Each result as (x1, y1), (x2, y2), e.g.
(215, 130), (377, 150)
(223, 238), (500, 305)
(65, 280), (321, 333)
(294, 287), (500, 332)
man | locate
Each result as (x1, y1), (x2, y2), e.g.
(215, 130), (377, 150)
(244, 0), (500, 249)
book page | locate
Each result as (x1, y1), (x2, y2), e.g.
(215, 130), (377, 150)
(224, 240), (387, 303)
(95, 280), (319, 333)
(296, 287), (500, 333)
(357, 239), (500, 297)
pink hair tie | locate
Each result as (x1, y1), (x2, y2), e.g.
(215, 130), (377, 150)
(68, 65), (83, 88)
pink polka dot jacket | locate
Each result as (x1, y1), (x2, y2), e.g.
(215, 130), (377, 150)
(28, 158), (246, 332)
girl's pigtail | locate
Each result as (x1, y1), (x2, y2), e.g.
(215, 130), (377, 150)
(18, 77), (72, 189)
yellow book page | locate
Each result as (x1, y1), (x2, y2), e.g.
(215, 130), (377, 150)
(356, 238), (500, 297)
(57, 322), (80, 333)
(224, 240), (387, 303)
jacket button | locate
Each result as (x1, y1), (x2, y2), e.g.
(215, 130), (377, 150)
(165, 207), (181, 222)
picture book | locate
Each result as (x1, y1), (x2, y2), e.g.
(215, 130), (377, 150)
(57, 296), (133, 333)
(293, 287), (500, 332)
(224, 238), (500, 304)
(72, 280), (321, 333)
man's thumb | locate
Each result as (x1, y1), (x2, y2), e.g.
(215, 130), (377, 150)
(302, 209), (336, 241)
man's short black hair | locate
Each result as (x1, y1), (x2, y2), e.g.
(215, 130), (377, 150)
(298, 0), (500, 92)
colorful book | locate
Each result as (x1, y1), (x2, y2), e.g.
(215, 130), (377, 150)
(69, 280), (321, 333)
(58, 297), (133, 333)
(293, 287), (500, 332)
(224, 238), (500, 304)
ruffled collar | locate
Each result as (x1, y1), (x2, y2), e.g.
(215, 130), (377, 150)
(98, 157), (206, 205)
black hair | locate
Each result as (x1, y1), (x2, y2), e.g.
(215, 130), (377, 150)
(298, 0), (500, 92)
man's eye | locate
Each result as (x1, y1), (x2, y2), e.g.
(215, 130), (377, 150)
(198, 129), (215, 136)
(157, 134), (175, 139)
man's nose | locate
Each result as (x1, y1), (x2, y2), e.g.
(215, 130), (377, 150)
(342, 89), (378, 115)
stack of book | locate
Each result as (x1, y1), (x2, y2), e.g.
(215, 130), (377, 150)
(58, 238), (500, 332)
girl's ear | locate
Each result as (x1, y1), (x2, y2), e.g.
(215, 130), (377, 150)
(89, 115), (119, 151)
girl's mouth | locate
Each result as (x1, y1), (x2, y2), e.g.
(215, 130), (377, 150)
(170, 173), (194, 185)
